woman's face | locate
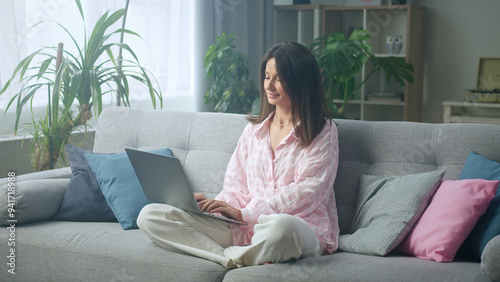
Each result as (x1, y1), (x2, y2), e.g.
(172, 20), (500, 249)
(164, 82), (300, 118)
(264, 58), (291, 109)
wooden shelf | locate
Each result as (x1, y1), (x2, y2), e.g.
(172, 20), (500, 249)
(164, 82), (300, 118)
(322, 4), (423, 11)
(364, 100), (405, 106)
(274, 4), (324, 10)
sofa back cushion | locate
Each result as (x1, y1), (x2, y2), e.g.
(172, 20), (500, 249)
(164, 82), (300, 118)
(93, 107), (247, 199)
(94, 107), (500, 235)
(334, 119), (500, 234)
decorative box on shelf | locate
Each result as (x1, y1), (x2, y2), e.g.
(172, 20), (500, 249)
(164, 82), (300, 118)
(465, 91), (500, 103)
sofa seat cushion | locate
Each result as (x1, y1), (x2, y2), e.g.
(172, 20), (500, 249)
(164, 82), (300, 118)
(0, 221), (228, 281)
(222, 252), (489, 282)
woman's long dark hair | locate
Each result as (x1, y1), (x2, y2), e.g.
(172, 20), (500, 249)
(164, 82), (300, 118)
(247, 42), (331, 146)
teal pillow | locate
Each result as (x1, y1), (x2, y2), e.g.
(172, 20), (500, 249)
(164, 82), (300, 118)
(85, 148), (172, 230)
(457, 151), (500, 262)
(339, 170), (445, 256)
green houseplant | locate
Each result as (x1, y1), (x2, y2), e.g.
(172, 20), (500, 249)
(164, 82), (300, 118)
(310, 29), (414, 116)
(0, 0), (162, 171)
(203, 32), (259, 114)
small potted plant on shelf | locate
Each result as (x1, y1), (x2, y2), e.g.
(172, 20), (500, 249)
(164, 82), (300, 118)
(0, 0), (162, 171)
(310, 28), (414, 117)
(203, 32), (259, 114)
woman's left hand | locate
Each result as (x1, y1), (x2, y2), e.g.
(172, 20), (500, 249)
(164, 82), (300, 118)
(198, 198), (243, 222)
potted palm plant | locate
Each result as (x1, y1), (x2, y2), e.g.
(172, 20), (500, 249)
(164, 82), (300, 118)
(310, 29), (414, 116)
(0, 0), (162, 171)
(203, 32), (259, 114)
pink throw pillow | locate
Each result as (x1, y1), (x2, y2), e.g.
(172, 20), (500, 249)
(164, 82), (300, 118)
(399, 179), (499, 262)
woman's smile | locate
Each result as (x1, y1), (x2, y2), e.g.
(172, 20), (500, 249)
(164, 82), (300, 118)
(266, 92), (280, 99)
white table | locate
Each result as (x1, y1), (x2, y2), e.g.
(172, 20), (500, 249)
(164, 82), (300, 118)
(442, 101), (500, 124)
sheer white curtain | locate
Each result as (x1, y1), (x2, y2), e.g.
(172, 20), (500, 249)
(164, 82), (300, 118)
(83, 0), (195, 103)
(0, 0), (194, 136)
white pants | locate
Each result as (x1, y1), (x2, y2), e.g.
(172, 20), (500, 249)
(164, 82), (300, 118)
(137, 203), (322, 268)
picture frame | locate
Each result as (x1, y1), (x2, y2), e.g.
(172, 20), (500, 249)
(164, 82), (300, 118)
(476, 58), (500, 91)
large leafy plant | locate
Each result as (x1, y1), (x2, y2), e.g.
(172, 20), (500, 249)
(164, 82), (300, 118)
(203, 32), (259, 114)
(310, 29), (414, 116)
(0, 0), (162, 171)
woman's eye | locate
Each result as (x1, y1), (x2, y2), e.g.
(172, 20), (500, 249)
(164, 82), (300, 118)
(264, 76), (270, 80)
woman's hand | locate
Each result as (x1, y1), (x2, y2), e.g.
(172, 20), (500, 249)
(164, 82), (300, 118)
(195, 195), (243, 222)
(194, 193), (208, 202)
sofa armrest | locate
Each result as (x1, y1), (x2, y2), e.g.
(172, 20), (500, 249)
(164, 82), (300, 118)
(0, 167), (72, 186)
(481, 235), (500, 282)
(0, 178), (69, 226)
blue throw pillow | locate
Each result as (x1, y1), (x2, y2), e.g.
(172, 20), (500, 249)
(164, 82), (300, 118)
(85, 148), (173, 230)
(457, 151), (500, 262)
(52, 145), (117, 222)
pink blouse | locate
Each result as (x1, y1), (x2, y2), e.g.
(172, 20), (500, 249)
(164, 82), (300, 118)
(215, 113), (340, 254)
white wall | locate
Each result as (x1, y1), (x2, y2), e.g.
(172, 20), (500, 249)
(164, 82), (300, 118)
(418, 0), (500, 122)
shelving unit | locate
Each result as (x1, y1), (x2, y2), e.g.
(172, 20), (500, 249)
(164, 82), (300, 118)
(273, 4), (426, 122)
(274, 5), (324, 47)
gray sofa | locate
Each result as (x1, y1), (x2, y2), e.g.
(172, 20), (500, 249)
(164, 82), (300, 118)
(1, 106), (499, 281)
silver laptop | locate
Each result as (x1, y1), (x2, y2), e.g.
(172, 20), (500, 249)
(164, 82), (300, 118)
(125, 148), (246, 225)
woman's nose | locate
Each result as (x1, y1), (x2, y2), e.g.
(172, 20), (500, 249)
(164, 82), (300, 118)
(265, 78), (275, 90)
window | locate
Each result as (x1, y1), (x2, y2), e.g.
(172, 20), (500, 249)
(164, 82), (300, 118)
(0, 0), (194, 136)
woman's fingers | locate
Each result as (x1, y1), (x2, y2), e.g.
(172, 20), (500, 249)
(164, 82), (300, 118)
(198, 199), (218, 212)
(205, 199), (227, 212)
(200, 199), (231, 214)
(194, 193), (207, 202)
(198, 200), (243, 222)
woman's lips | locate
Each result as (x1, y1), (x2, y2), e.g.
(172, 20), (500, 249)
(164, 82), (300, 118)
(267, 93), (279, 99)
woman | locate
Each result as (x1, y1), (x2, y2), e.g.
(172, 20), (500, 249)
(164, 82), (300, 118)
(137, 42), (339, 268)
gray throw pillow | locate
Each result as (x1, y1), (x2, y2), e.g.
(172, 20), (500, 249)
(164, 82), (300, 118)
(481, 235), (500, 282)
(52, 144), (117, 222)
(0, 179), (68, 226)
(339, 170), (445, 256)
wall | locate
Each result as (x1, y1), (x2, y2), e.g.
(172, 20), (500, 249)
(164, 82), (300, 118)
(0, 131), (95, 178)
(1, 137), (34, 178)
(418, 0), (500, 122)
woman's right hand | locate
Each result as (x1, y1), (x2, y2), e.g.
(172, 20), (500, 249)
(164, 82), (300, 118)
(194, 193), (244, 222)
(198, 198), (243, 222)
(194, 193), (208, 202)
